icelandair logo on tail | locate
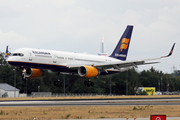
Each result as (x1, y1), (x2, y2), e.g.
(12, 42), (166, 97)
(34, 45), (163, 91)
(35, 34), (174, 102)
(114, 38), (130, 58)
(120, 38), (129, 51)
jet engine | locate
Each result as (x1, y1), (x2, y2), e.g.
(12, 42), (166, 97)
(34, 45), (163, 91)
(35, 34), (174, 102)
(23, 68), (43, 78)
(78, 65), (99, 78)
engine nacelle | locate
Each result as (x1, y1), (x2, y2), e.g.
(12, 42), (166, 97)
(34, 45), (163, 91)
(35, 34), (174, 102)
(24, 68), (43, 78)
(78, 65), (99, 78)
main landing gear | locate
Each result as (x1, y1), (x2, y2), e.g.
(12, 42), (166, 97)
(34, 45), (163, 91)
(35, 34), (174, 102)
(54, 80), (63, 87)
(84, 80), (94, 87)
(54, 72), (63, 87)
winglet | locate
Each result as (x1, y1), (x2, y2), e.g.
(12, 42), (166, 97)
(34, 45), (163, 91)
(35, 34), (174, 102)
(4, 46), (9, 59)
(161, 43), (175, 58)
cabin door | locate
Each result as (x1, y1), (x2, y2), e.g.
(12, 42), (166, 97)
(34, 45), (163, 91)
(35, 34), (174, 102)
(29, 52), (33, 61)
(53, 55), (57, 63)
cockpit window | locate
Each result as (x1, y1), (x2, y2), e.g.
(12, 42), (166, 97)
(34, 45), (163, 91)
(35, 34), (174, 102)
(11, 53), (24, 57)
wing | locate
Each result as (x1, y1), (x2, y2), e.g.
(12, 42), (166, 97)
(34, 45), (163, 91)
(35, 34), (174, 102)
(67, 43), (175, 71)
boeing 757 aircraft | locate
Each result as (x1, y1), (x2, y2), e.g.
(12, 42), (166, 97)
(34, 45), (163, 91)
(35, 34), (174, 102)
(6, 25), (175, 87)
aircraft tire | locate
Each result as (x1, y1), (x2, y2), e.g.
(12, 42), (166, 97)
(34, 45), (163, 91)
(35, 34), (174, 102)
(54, 81), (63, 87)
(84, 81), (94, 87)
(91, 82), (94, 87)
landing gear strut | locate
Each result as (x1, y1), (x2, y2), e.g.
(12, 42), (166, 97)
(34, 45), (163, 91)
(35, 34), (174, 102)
(22, 68), (28, 81)
(22, 77), (28, 81)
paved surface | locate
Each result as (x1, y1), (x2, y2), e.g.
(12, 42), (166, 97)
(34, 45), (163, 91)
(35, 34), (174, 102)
(1, 98), (178, 120)
(0, 97), (180, 107)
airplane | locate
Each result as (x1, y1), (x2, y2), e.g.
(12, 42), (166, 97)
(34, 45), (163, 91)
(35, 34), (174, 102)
(6, 25), (175, 87)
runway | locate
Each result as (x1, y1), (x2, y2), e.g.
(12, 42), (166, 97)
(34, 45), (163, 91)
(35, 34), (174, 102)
(0, 97), (180, 107)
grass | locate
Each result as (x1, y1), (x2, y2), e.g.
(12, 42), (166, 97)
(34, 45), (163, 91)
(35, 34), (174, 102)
(133, 105), (152, 110)
(0, 110), (5, 115)
(0, 105), (179, 119)
(65, 114), (71, 119)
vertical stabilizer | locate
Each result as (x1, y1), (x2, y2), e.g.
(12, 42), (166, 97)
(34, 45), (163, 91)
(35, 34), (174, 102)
(110, 25), (133, 61)
(5, 46), (8, 59)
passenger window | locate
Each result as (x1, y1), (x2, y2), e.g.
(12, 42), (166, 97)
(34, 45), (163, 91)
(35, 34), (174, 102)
(13, 53), (17, 56)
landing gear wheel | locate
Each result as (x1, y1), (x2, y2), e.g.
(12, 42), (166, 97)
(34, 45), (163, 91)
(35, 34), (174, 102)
(91, 81), (94, 87)
(54, 72), (63, 87)
(54, 81), (63, 87)
(84, 81), (94, 87)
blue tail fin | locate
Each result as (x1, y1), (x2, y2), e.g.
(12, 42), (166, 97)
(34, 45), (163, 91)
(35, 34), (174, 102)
(110, 25), (133, 61)
(5, 46), (8, 59)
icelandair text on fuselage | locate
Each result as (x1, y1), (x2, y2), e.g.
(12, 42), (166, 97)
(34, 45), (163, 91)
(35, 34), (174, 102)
(32, 51), (51, 55)
(115, 54), (126, 57)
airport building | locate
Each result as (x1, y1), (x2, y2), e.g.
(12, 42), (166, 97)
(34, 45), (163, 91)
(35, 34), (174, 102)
(0, 83), (19, 97)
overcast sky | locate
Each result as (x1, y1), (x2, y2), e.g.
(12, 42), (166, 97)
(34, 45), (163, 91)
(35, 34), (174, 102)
(0, 0), (179, 73)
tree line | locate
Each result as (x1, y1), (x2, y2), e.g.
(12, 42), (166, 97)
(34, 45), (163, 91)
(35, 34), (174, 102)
(0, 52), (179, 95)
